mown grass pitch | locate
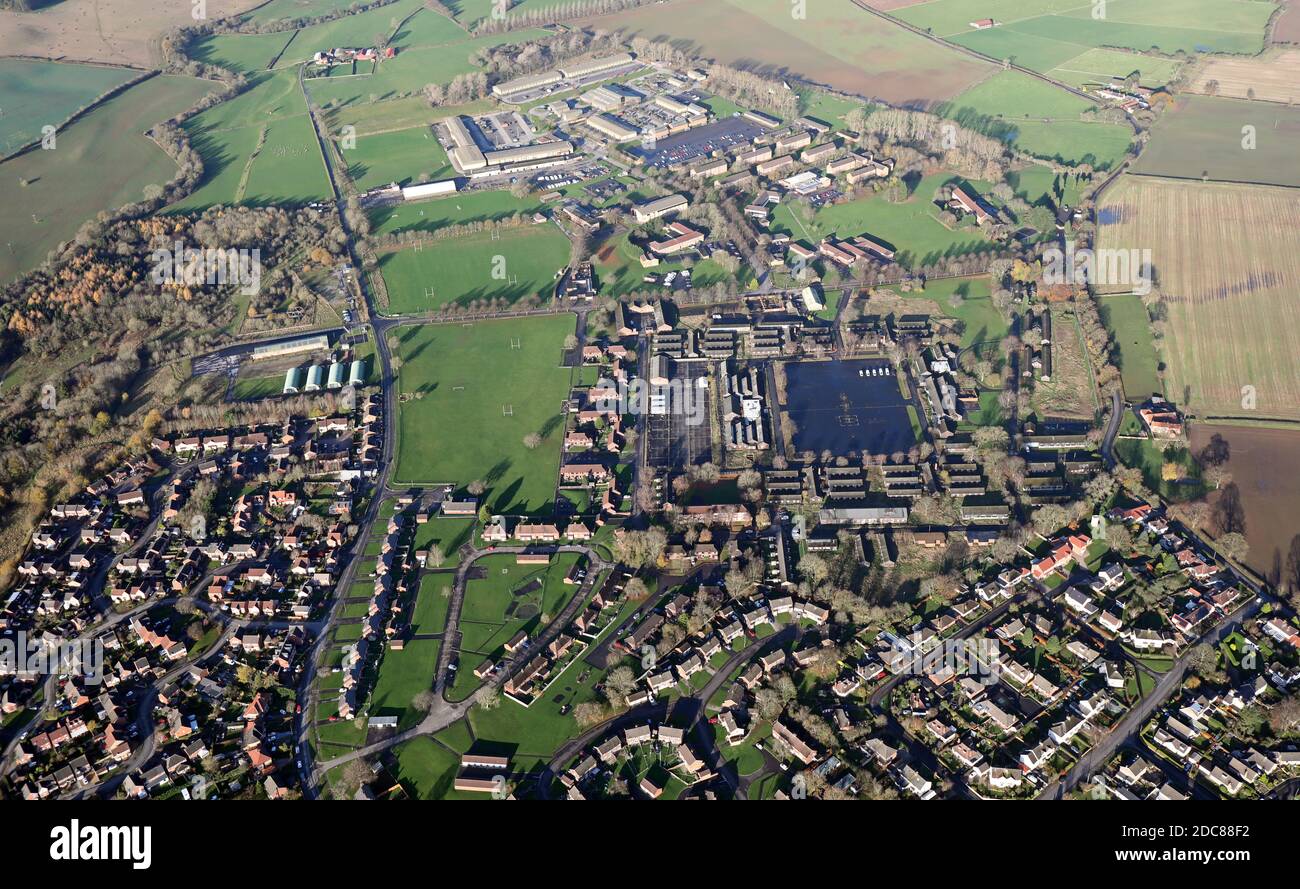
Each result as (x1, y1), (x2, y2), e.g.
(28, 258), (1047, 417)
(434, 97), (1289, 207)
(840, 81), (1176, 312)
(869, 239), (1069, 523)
(393, 315), (574, 511)
(378, 225), (570, 313)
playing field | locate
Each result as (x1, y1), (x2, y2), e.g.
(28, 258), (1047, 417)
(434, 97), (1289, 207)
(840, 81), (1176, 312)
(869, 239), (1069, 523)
(1096, 175), (1300, 420)
(1098, 293), (1161, 400)
(0, 74), (218, 286)
(377, 226), (570, 313)
(1132, 95), (1300, 188)
(342, 125), (452, 192)
(393, 315), (574, 511)
(578, 0), (993, 106)
(890, 0), (1275, 57)
(769, 172), (997, 267)
(369, 189), (545, 236)
(942, 71), (1134, 169)
(0, 59), (137, 157)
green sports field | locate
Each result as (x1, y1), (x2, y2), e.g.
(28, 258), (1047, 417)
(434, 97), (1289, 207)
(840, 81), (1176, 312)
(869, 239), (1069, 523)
(0, 74), (218, 286)
(0, 59), (137, 157)
(342, 125), (452, 191)
(378, 225), (570, 313)
(393, 315), (574, 512)
(370, 189), (545, 235)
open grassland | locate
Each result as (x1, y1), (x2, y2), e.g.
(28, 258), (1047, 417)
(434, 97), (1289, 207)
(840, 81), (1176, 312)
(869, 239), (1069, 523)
(942, 70), (1133, 169)
(1045, 47), (1183, 89)
(324, 96), (493, 137)
(393, 315), (573, 512)
(884, 276), (1010, 350)
(342, 125), (452, 191)
(0, 0), (261, 67)
(0, 74), (218, 286)
(189, 30), (299, 73)
(1098, 293), (1162, 400)
(770, 172), (998, 267)
(1097, 175), (1300, 420)
(369, 189), (544, 235)
(243, 0), (375, 24)
(1133, 95), (1300, 188)
(0, 59), (137, 156)
(1189, 424), (1300, 578)
(171, 70), (332, 210)
(377, 226), (570, 313)
(889, 0), (1275, 57)
(1188, 49), (1300, 104)
(576, 0), (992, 106)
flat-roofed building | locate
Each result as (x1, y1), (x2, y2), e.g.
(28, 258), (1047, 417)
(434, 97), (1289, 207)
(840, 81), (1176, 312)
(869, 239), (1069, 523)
(586, 113), (639, 142)
(632, 194), (688, 224)
(482, 140), (573, 167)
(558, 53), (635, 80)
(492, 69), (563, 99)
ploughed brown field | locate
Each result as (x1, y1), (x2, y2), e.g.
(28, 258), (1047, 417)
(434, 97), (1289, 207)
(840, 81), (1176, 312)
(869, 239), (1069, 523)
(573, 0), (992, 107)
(0, 0), (261, 67)
(1191, 424), (1300, 578)
(1276, 0), (1300, 43)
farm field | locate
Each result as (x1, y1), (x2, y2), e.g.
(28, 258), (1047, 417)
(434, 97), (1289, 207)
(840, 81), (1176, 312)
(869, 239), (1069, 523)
(1045, 48), (1183, 89)
(171, 71), (331, 210)
(324, 96), (493, 137)
(377, 226), (571, 313)
(1188, 49), (1300, 104)
(889, 0), (1275, 57)
(0, 0), (262, 68)
(0, 59), (137, 156)
(577, 0), (993, 106)
(244, 0), (389, 24)
(1096, 175), (1300, 421)
(769, 173), (997, 268)
(1189, 424), (1300, 578)
(1132, 95), (1300, 188)
(1098, 293), (1162, 400)
(942, 71), (1133, 169)
(369, 189), (544, 235)
(189, 30), (298, 73)
(305, 28), (548, 107)
(392, 315), (574, 512)
(0, 74), (219, 287)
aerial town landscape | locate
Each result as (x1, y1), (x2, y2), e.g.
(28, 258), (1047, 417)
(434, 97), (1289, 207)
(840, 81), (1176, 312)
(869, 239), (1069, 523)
(0, 0), (1299, 820)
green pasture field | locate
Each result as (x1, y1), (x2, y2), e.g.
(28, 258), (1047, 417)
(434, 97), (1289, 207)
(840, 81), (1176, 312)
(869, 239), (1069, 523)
(942, 71), (1133, 169)
(323, 96), (493, 137)
(898, 0), (1274, 56)
(0, 59), (137, 156)
(369, 189), (544, 235)
(241, 113), (333, 204)
(1046, 48), (1183, 89)
(0, 75), (218, 287)
(1131, 95), (1300, 188)
(769, 172), (996, 268)
(341, 125), (452, 191)
(272, 0), (426, 68)
(188, 31), (298, 73)
(392, 314), (574, 511)
(378, 225), (570, 313)
(887, 276), (1009, 351)
(1098, 293), (1162, 400)
(242, 0), (368, 24)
